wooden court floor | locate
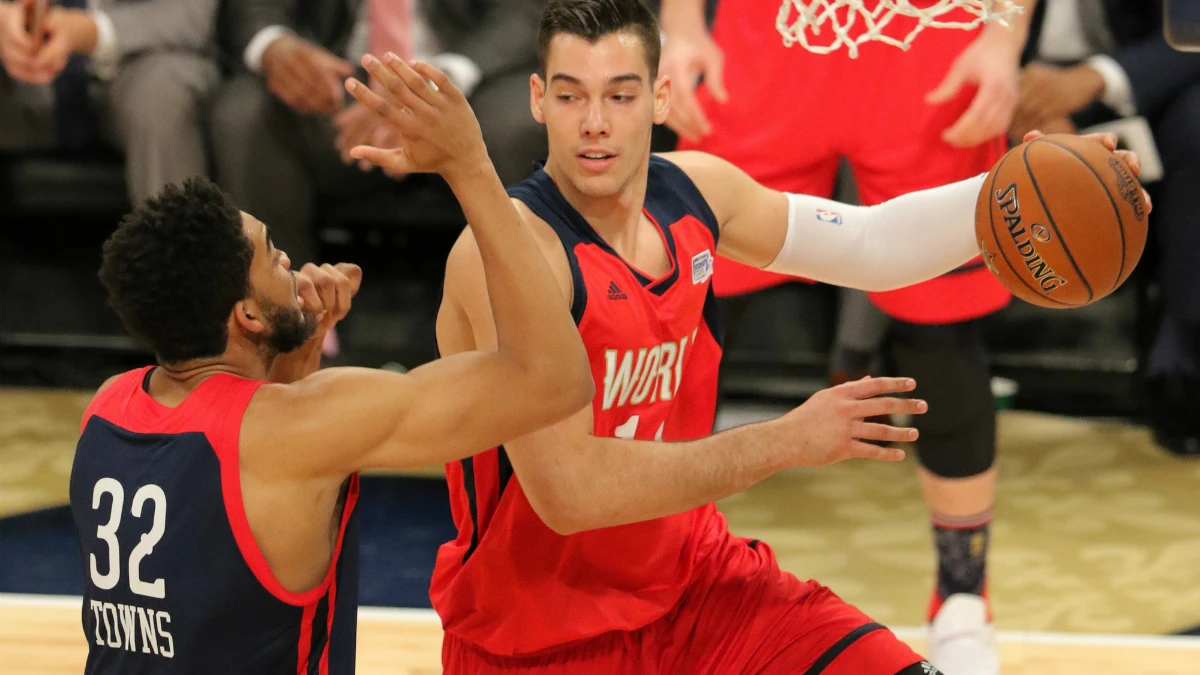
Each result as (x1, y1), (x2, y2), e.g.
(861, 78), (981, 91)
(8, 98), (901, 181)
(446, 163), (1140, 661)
(4, 595), (1199, 675)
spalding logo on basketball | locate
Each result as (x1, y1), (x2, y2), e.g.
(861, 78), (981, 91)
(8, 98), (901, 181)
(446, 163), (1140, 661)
(974, 134), (1149, 309)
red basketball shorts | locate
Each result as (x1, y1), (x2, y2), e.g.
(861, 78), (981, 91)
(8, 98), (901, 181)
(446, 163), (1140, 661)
(441, 535), (924, 674)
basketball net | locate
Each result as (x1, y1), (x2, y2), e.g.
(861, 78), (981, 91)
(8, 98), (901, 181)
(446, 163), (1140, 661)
(776, 0), (1023, 58)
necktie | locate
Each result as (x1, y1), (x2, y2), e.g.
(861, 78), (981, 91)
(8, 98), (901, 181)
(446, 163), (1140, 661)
(54, 0), (94, 150)
(368, 0), (413, 62)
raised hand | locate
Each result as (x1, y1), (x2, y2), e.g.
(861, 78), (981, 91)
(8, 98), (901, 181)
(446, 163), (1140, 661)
(776, 376), (926, 467)
(344, 53), (488, 181)
(658, 27), (728, 143)
(295, 262), (362, 334)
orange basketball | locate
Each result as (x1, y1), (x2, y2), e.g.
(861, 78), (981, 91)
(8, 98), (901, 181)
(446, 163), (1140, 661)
(974, 134), (1149, 309)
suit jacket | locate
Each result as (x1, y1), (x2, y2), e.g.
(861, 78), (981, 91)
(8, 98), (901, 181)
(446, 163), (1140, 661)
(219, 0), (543, 83)
(1024, 0), (1200, 126)
(95, 0), (219, 61)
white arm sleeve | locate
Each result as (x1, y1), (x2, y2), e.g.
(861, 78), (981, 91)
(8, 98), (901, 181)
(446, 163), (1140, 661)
(764, 174), (987, 292)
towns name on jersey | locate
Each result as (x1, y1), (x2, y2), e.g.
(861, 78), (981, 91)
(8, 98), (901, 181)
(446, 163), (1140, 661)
(88, 599), (175, 658)
(602, 330), (697, 411)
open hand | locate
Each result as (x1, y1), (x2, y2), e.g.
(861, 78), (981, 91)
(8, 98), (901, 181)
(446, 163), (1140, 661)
(345, 53), (487, 180)
(927, 27), (1021, 148)
(777, 376), (925, 467)
(659, 28), (727, 143)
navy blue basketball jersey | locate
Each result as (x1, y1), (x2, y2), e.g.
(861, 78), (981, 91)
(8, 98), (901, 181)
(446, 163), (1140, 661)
(71, 367), (359, 674)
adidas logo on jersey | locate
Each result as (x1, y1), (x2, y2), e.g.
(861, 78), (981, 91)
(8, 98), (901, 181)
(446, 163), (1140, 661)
(607, 281), (627, 300)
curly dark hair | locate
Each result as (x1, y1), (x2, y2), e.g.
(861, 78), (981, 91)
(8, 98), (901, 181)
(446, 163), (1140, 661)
(538, 0), (661, 80)
(99, 178), (253, 364)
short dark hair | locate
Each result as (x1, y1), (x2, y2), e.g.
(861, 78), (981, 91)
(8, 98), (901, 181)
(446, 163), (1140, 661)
(538, 0), (661, 80)
(99, 178), (253, 364)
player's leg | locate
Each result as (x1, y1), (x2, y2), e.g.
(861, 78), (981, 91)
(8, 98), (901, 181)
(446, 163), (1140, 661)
(671, 534), (928, 674)
(842, 21), (1007, 675)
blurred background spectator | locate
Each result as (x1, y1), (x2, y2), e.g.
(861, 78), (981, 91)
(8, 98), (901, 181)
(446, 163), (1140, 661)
(0, 0), (219, 203)
(1013, 0), (1200, 455)
(209, 0), (547, 267)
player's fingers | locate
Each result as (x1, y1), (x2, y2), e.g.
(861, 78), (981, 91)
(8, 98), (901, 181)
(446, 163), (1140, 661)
(380, 52), (442, 108)
(360, 55), (430, 117)
(942, 84), (1003, 146)
(320, 263), (352, 321)
(294, 271), (323, 315)
(836, 376), (917, 399)
(846, 441), (906, 463)
(854, 396), (927, 420)
(349, 144), (409, 175)
(1079, 131), (1119, 151)
(667, 86), (709, 142)
(926, 60), (966, 105)
(334, 262), (363, 294)
(410, 60), (459, 100)
(702, 50), (728, 103)
(346, 78), (418, 135)
(853, 421), (919, 443)
(1114, 149), (1141, 177)
(1022, 129), (1044, 143)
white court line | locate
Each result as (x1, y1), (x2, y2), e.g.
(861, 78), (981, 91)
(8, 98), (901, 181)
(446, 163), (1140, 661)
(5, 593), (1200, 649)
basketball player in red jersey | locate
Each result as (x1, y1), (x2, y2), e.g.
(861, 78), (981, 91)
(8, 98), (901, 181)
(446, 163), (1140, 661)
(71, 69), (594, 673)
(658, 0), (1034, 671)
(346, 2), (1144, 672)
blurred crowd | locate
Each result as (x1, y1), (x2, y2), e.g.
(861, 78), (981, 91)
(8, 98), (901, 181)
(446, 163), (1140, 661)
(1, 0), (1198, 452)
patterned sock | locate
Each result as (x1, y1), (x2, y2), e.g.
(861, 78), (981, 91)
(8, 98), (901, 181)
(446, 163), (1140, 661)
(928, 509), (991, 621)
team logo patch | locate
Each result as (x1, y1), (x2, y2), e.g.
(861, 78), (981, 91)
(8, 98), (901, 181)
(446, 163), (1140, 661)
(691, 250), (713, 285)
(816, 208), (843, 225)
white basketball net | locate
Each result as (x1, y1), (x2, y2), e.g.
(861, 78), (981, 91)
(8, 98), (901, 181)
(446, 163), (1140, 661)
(776, 0), (1023, 58)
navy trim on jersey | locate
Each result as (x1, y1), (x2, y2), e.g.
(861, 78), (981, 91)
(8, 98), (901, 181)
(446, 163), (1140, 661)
(497, 446), (514, 499)
(508, 156), (721, 303)
(460, 458), (480, 565)
(508, 179), (590, 324)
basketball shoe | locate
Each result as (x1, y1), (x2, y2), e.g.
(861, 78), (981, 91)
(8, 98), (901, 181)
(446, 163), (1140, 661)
(927, 593), (998, 675)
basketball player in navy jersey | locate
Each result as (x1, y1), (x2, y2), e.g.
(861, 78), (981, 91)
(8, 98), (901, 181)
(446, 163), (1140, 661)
(70, 67), (597, 673)
(344, 1), (1149, 673)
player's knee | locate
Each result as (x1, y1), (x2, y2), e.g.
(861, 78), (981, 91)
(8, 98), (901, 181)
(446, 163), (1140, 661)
(889, 320), (996, 478)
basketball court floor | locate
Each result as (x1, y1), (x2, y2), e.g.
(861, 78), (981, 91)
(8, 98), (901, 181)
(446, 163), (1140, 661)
(2, 386), (1199, 672)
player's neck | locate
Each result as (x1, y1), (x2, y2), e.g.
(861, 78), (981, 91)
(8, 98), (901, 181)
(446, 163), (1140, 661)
(154, 346), (270, 397)
(545, 156), (650, 254)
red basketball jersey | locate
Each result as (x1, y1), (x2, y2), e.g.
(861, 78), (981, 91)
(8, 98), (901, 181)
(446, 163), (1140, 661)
(429, 156), (731, 656)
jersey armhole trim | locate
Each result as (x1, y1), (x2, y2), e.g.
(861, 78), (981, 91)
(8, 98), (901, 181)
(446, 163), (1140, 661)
(217, 383), (350, 608)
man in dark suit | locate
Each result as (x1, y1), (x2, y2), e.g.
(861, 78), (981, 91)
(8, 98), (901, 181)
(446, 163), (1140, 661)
(0, 0), (220, 203)
(210, 0), (546, 265)
(1013, 0), (1200, 455)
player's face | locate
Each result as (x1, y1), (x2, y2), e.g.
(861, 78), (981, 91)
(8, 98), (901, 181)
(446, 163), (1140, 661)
(532, 32), (669, 198)
(241, 213), (316, 356)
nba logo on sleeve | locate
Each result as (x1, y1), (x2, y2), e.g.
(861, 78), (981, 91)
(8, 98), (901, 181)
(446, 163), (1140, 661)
(816, 209), (843, 225)
(691, 250), (713, 285)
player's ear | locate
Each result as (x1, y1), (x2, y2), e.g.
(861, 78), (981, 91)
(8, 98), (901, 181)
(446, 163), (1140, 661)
(231, 298), (267, 336)
(653, 73), (670, 125)
(530, 73), (547, 125)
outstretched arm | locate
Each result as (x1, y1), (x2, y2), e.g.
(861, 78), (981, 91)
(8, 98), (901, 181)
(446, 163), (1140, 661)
(249, 56), (593, 476)
(664, 131), (1144, 292)
(438, 216), (922, 536)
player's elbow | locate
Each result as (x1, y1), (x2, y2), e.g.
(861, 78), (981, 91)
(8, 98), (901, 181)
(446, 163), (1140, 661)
(524, 488), (589, 536)
(527, 358), (595, 423)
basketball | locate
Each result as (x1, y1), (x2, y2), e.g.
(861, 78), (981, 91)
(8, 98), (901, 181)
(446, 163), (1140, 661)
(974, 134), (1150, 309)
